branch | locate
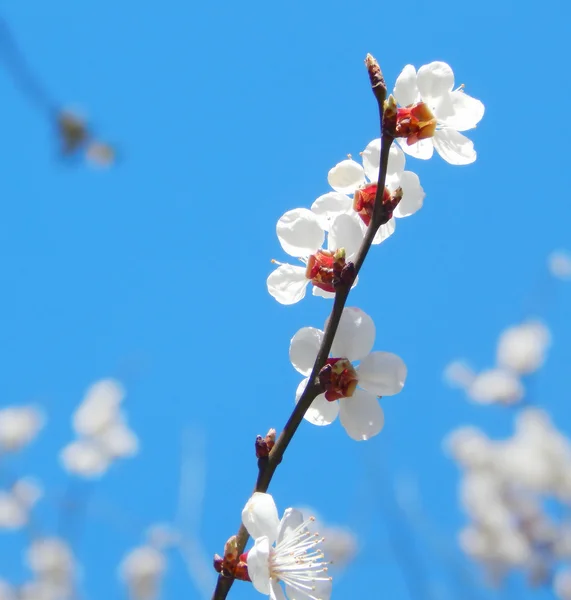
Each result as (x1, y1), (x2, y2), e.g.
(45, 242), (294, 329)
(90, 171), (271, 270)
(211, 54), (392, 600)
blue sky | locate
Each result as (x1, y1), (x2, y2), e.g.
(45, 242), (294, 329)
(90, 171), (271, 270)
(1, 0), (570, 599)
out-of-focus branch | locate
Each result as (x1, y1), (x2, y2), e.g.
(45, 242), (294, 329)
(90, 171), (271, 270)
(211, 54), (393, 600)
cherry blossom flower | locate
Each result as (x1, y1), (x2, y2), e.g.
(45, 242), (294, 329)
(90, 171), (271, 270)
(267, 208), (364, 305)
(120, 545), (166, 600)
(496, 321), (551, 375)
(0, 405), (44, 453)
(26, 537), (75, 598)
(0, 478), (42, 530)
(467, 368), (524, 405)
(325, 142), (425, 220)
(241, 492), (332, 600)
(393, 61), (484, 164)
(60, 379), (138, 478)
(290, 307), (406, 440)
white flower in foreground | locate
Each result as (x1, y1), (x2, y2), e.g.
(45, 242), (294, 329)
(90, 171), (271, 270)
(326, 142), (425, 219)
(496, 321), (551, 375)
(549, 250), (571, 281)
(267, 208), (363, 305)
(393, 61), (484, 164)
(0, 405), (44, 453)
(120, 545), (166, 600)
(241, 492), (331, 600)
(290, 307), (406, 440)
(467, 368), (524, 405)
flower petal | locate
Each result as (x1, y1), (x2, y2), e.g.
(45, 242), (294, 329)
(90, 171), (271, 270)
(327, 159), (365, 194)
(397, 138), (434, 160)
(392, 171), (425, 218)
(270, 580), (287, 600)
(438, 91), (485, 131)
(417, 61), (454, 105)
(242, 493), (280, 544)
(285, 578), (333, 600)
(247, 537), (271, 594)
(60, 440), (109, 478)
(372, 218), (396, 245)
(433, 129), (476, 165)
(362, 138), (380, 181)
(295, 379), (339, 426)
(267, 265), (309, 305)
(339, 390), (385, 441)
(357, 352), (407, 396)
(312, 286), (335, 299)
(290, 327), (324, 376)
(311, 192), (352, 231)
(387, 144), (406, 181)
(276, 508), (305, 546)
(394, 64), (420, 107)
(277, 209), (324, 258)
(328, 307), (375, 362)
(328, 213), (365, 259)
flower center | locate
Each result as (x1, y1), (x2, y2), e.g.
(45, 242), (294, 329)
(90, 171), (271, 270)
(319, 358), (358, 401)
(270, 517), (331, 600)
(305, 249), (346, 293)
(395, 102), (437, 145)
(353, 183), (402, 226)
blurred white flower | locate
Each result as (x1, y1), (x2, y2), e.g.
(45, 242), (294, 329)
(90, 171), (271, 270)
(548, 250), (571, 281)
(496, 321), (551, 375)
(0, 478), (42, 530)
(443, 360), (475, 389)
(120, 545), (166, 600)
(61, 379), (138, 478)
(26, 537), (75, 595)
(445, 427), (493, 469)
(468, 368), (524, 405)
(0, 581), (16, 600)
(0, 405), (44, 453)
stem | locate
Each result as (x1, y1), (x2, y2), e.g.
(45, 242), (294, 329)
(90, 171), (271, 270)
(211, 59), (393, 600)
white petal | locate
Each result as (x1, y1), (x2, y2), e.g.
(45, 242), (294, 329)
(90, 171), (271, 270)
(357, 352), (407, 396)
(276, 508), (305, 546)
(270, 580), (287, 600)
(339, 390), (385, 441)
(295, 380), (339, 426)
(387, 144), (406, 180)
(437, 91), (484, 131)
(397, 138), (434, 160)
(327, 159), (365, 194)
(372, 218), (396, 245)
(433, 128), (476, 165)
(328, 213), (365, 259)
(95, 418), (139, 459)
(277, 209), (324, 258)
(267, 265), (309, 305)
(328, 307), (375, 362)
(417, 61), (454, 105)
(394, 64), (419, 107)
(247, 537), (271, 594)
(285, 578), (332, 600)
(74, 378), (123, 437)
(311, 192), (352, 231)
(312, 286), (335, 299)
(468, 369), (524, 405)
(0, 493), (27, 529)
(242, 493), (280, 544)
(60, 440), (109, 478)
(290, 327), (324, 376)
(393, 171), (425, 218)
(0, 406), (44, 452)
(362, 138), (380, 181)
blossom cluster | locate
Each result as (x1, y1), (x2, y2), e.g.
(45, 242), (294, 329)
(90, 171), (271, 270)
(448, 409), (571, 589)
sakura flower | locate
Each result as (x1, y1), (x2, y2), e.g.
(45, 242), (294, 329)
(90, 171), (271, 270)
(0, 405), (44, 453)
(120, 545), (166, 600)
(241, 492), (332, 600)
(290, 307), (406, 440)
(26, 537), (75, 595)
(61, 379), (138, 478)
(267, 208), (364, 305)
(496, 321), (551, 375)
(393, 62), (484, 164)
(325, 142), (425, 220)
(467, 368), (524, 405)
(0, 478), (42, 530)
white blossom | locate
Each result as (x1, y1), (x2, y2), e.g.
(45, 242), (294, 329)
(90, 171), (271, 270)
(0, 478), (42, 530)
(393, 61), (484, 164)
(290, 307), (406, 441)
(467, 368), (524, 405)
(120, 545), (166, 600)
(0, 405), (44, 453)
(241, 492), (331, 600)
(548, 250), (571, 280)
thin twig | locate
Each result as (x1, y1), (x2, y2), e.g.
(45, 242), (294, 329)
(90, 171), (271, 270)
(212, 55), (392, 600)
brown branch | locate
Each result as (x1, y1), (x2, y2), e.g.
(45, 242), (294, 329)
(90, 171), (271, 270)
(211, 54), (393, 600)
